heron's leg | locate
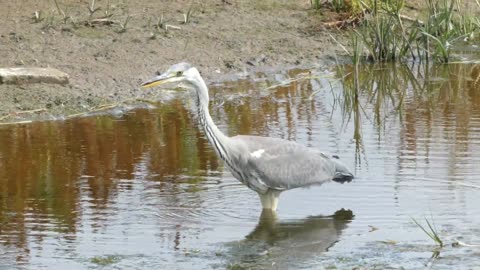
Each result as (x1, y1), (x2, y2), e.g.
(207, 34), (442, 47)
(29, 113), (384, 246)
(259, 190), (281, 211)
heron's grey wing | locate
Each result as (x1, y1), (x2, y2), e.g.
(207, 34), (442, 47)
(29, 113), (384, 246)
(232, 135), (337, 190)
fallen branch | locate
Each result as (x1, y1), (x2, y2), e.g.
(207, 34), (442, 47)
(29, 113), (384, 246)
(323, 17), (360, 28)
(0, 97), (159, 124)
(165, 24), (181, 31)
(328, 33), (350, 56)
(0, 120), (32, 126)
(261, 73), (334, 91)
(65, 98), (158, 119)
(0, 108), (47, 120)
(88, 18), (115, 25)
(399, 14), (424, 25)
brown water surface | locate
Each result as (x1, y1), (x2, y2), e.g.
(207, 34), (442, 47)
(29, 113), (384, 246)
(1, 63), (480, 269)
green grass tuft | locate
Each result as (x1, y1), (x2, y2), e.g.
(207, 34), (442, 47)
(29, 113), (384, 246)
(412, 217), (444, 247)
(345, 0), (480, 63)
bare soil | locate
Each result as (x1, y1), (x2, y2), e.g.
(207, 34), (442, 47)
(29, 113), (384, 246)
(0, 0), (432, 122)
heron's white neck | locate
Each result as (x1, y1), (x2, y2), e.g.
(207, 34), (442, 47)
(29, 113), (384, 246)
(190, 74), (231, 161)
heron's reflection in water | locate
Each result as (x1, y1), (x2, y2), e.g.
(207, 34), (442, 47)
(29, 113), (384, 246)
(224, 209), (354, 269)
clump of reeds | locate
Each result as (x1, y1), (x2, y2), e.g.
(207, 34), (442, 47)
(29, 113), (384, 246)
(347, 0), (480, 63)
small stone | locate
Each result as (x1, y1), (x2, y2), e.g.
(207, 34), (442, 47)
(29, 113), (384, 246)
(246, 54), (267, 66)
(0, 67), (69, 85)
(224, 61), (234, 69)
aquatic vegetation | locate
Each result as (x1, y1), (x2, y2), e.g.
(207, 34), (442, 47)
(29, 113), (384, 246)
(353, 14), (408, 62)
(334, 61), (480, 166)
(349, 34), (363, 66)
(412, 217), (444, 247)
(347, 0), (480, 63)
(90, 255), (121, 266)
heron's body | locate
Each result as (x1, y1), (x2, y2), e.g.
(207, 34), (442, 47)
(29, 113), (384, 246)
(141, 63), (354, 211)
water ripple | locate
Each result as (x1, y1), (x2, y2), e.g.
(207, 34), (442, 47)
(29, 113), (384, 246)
(1, 63), (480, 269)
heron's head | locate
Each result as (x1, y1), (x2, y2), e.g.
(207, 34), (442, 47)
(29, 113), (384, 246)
(140, 62), (200, 89)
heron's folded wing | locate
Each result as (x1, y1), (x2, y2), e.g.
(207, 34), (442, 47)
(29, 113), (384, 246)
(246, 143), (336, 190)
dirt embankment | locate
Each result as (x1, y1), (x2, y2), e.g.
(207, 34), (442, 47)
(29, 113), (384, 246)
(0, 0), (350, 121)
(0, 0), (428, 122)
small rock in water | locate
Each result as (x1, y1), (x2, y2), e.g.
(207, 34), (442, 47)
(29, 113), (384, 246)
(0, 67), (69, 85)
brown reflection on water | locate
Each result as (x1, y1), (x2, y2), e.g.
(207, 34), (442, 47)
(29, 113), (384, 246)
(400, 64), (480, 177)
(0, 70), (321, 264)
(0, 63), (478, 266)
(340, 63), (480, 178)
(216, 68), (318, 142)
(0, 121), (80, 263)
(0, 102), (219, 261)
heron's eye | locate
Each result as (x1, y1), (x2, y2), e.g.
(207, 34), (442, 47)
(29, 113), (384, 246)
(176, 71), (183, 77)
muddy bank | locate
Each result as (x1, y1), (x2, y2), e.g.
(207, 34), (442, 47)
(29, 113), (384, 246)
(0, 0), (355, 122)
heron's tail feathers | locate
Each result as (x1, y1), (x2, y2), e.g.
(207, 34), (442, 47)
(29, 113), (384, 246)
(330, 155), (354, 184)
(332, 172), (354, 184)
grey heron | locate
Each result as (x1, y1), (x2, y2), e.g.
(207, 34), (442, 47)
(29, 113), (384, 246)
(141, 63), (354, 211)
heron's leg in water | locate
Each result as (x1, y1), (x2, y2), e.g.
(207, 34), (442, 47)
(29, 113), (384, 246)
(259, 190), (281, 211)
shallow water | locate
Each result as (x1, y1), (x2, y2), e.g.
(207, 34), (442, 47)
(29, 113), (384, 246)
(1, 63), (480, 269)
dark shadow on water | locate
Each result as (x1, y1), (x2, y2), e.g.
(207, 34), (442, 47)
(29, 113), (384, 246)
(222, 209), (354, 269)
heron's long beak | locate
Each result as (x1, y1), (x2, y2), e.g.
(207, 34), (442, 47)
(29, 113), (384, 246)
(140, 73), (173, 88)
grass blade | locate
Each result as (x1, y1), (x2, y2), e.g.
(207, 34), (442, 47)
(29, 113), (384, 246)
(412, 217), (443, 247)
